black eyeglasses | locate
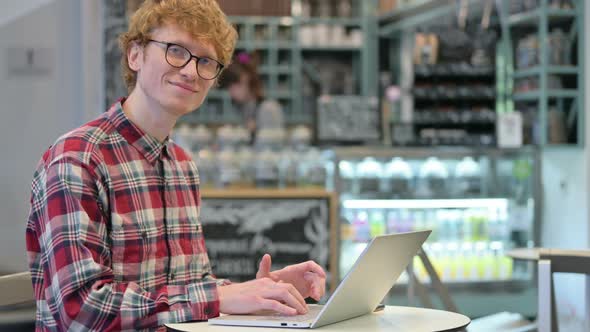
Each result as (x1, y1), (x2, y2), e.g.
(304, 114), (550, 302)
(147, 39), (224, 80)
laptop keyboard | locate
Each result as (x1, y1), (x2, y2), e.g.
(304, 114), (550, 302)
(253, 305), (322, 322)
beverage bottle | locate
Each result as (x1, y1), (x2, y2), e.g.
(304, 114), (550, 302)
(217, 147), (241, 188)
(340, 210), (356, 243)
(236, 146), (255, 187)
(463, 209), (474, 242)
(254, 148), (280, 188)
(340, 210), (356, 278)
(439, 245), (451, 281)
(418, 157), (449, 198)
(356, 157), (383, 198)
(352, 211), (371, 243)
(413, 210), (426, 231)
(193, 148), (216, 188)
(497, 207), (509, 243)
(462, 243), (476, 281)
(386, 210), (399, 234)
(475, 242), (488, 280)
(477, 209), (489, 242)
(399, 209), (414, 232)
(447, 242), (459, 281)
(338, 160), (357, 195)
(487, 207), (500, 242)
(383, 157), (414, 199)
(424, 210), (438, 242)
(454, 156), (482, 197)
(436, 209), (449, 243)
(369, 210), (386, 237)
(278, 147), (297, 188)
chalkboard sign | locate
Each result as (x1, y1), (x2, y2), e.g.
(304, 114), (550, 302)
(200, 189), (338, 289)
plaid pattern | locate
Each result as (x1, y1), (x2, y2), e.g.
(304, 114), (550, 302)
(26, 100), (224, 331)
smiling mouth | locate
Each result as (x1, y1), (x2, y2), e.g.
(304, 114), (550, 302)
(170, 82), (198, 93)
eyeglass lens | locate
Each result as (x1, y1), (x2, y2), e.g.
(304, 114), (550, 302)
(165, 44), (220, 80)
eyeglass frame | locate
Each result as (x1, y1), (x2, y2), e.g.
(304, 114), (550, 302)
(147, 39), (224, 80)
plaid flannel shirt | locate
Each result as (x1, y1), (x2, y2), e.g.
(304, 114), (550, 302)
(26, 100), (224, 331)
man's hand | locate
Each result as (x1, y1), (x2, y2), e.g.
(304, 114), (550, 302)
(218, 277), (308, 315)
(256, 254), (327, 301)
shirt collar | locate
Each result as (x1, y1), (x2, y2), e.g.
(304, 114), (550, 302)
(107, 99), (172, 164)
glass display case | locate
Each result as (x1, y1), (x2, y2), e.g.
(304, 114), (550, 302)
(330, 146), (540, 318)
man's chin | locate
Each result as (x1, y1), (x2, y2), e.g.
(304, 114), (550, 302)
(167, 101), (202, 117)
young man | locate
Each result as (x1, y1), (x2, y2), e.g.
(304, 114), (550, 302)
(25, 0), (325, 330)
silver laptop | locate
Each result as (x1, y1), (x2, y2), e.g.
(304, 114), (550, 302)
(208, 230), (431, 329)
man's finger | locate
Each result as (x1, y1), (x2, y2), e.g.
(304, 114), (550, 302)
(256, 254), (272, 279)
(259, 298), (297, 316)
(278, 280), (308, 311)
(304, 272), (326, 300)
(304, 261), (327, 278)
(263, 285), (307, 314)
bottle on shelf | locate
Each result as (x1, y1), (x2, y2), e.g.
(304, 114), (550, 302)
(192, 124), (214, 153)
(382, 157), (414, 198)
(217, 148), (241, 188)
(446, 209), (462, 243)
(417, 157), (449, 198)
(193, 148), (216, 188)
(490, 242), (513, 280)
(297, 148), (328, 188)
(340, 210), (359, 278)
(338, 160), (357, 196)
(462, 209), (474, 242)
(352, 210), (371, 243)
(254, 148), (280, 188)
(216, 125), (241, 188)
(290, 125), (312, 152)
(488, 206), (510, 244)
(399, 209), (414, 233)
(236, 145), (256, 187)
(278, 147), (297, 188)
(369, 210), (386, 238)
(436, 209), (450, 242)
(446, 242), (460, 281)
(386, 210), (400, 234)
(474, 209), (489, 242)
(424, 209), (439, 242)
(474, 242), (488, 280)
(356, 157), (384, 198)
(461, 242), (477, 281)
(413, 210), (426, 232)
(340, 210), (356, 243)
(454, 156), (482, 197)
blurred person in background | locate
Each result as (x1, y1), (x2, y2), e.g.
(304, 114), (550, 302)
(220, 52), (285, 144)
(25, 0), (325, 331)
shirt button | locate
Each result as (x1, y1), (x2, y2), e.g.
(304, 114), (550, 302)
(204, 307), (210, 316)
(170, 273), (175, 280)
(141, 231), (147, 239)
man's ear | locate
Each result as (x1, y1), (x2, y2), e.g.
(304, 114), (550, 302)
(127, 41), (143, 72)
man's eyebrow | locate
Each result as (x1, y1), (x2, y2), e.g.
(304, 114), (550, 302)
(166, 39), (218, 59)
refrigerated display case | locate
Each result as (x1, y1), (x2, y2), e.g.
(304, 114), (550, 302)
(331, 146), (540, 318)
